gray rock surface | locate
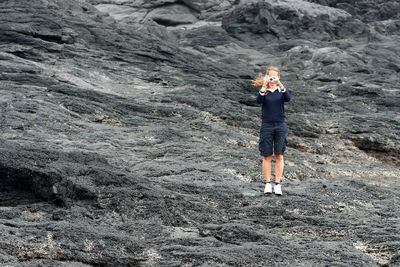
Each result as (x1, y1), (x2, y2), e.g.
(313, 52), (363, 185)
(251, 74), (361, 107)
(0, 0), (399, 266)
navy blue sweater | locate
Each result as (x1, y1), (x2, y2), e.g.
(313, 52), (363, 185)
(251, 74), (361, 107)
(256, 88), (291, 123)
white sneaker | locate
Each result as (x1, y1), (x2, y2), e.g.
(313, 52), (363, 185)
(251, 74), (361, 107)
(274, 183), (282, 195)
(264, 182), (272, 194)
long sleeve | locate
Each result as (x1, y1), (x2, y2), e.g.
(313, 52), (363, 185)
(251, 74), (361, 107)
(259, 87), (291, 123)
(256, 90), (265, 104)
(282, 88), (291, 102)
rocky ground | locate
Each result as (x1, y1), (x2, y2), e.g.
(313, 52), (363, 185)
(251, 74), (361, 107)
(0, 0), (399, 266)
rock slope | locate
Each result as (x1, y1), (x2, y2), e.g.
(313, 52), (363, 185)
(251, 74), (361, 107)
(0, 0), (399, 266)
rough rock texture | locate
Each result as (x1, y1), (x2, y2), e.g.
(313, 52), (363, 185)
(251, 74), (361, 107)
(0, 0), (399, 266)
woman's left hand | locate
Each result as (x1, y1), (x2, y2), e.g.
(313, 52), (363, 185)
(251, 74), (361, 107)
(276, 78), (284, 89)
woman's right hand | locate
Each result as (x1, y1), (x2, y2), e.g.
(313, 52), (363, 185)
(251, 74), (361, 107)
(261, 78), (268, 90)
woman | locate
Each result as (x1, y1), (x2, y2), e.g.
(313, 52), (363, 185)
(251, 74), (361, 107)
(251, 66), (291, 195)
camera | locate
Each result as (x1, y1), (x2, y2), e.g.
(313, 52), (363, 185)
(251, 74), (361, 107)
(264, 75), (278, 83)
(266, 76), (277, 82)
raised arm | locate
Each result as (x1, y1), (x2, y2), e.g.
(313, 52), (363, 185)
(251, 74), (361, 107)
(256, 89), (266, 104)
(256, 79), (268, 104)
(281, 87), (291, 102)
(277, 79), (291, 102)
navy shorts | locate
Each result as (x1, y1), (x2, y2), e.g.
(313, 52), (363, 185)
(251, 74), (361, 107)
(259, 121), (288, 156)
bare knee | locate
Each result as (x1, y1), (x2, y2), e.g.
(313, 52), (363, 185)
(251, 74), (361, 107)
(275, 154), (284, 160)
(263, 155), (272, 161)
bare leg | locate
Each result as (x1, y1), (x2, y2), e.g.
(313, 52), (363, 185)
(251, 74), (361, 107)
(262, 155), (272, 182)
(275, 154), (284, 183)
